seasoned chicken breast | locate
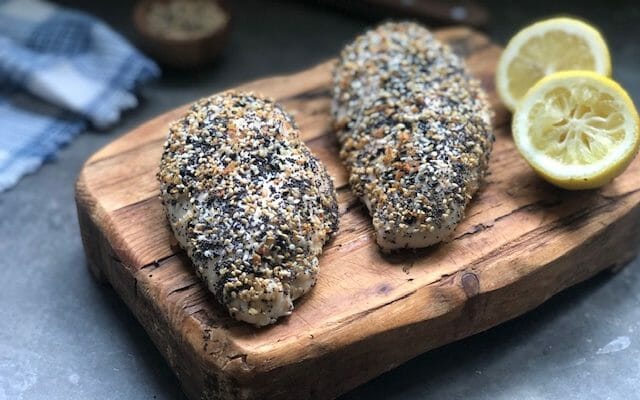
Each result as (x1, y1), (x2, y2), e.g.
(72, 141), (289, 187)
(332, 22), (494, 251)
(158, 92), (338, 326)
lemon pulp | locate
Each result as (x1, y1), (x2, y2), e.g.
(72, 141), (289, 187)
(497, 17), (611, 111)
(507, 30), (599, 102)
(513, 71), (639, 189)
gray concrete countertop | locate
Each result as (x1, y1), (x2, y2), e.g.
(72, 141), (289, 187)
(1, 1), (639, 399)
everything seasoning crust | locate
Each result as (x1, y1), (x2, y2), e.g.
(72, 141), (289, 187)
(158, 92), (338, 326)
(332, 22), (495, 251)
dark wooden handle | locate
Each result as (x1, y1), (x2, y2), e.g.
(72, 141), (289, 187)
(303, 0), (489, 28)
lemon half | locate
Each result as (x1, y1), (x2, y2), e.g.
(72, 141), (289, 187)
(513, 71), (639, 190)
(497, 17), (611, 111)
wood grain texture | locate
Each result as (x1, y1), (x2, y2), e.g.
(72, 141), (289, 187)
(75, 27), (640, 400)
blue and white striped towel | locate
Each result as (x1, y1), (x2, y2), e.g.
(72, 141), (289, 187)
(0, 0), (160, 192)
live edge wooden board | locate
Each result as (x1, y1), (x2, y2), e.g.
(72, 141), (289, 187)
(75, 27), (640, 400)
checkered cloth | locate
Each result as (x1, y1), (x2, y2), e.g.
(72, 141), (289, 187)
(0, 0), (159, 192)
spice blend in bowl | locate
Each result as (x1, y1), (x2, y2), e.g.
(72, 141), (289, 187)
(144, 0), (228, 40)
(134, 0), (231, 69)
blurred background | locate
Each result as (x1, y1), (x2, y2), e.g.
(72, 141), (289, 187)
(1, 0), (639, 399)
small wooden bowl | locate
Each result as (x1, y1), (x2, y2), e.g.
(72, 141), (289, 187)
(133, 0), (231, 69)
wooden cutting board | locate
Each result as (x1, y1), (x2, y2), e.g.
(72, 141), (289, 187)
(75, 27), (640, 400)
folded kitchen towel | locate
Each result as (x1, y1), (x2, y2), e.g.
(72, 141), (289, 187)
(0, 0), (159, 192)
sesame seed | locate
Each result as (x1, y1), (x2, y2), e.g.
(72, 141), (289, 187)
(157, 91), (339, 326)
(331, 22), (494, 249)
